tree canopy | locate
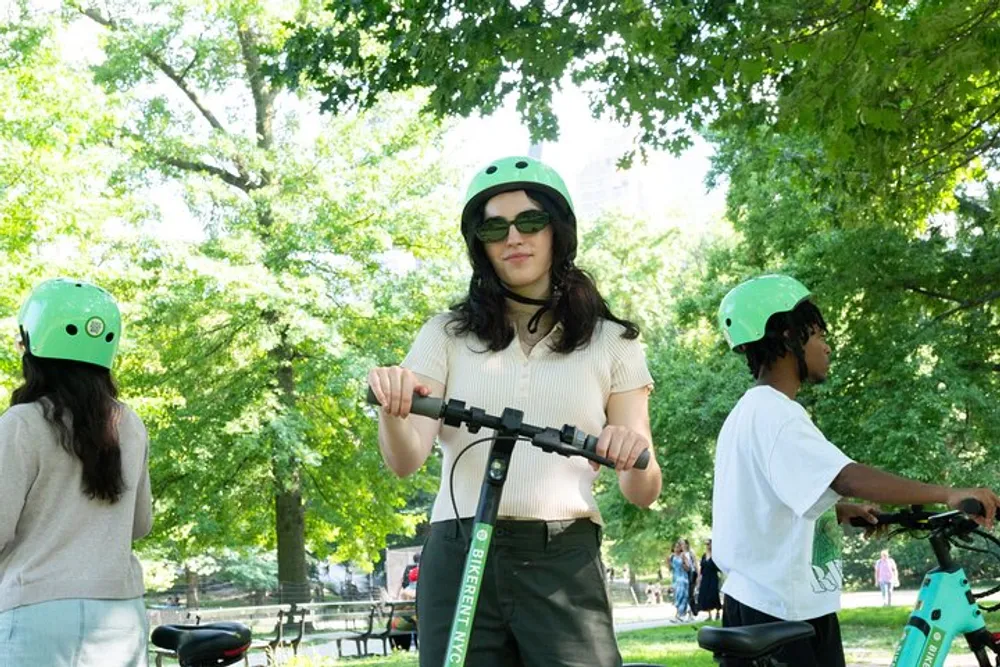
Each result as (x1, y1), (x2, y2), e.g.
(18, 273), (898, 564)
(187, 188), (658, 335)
(277, 0), (1000, 220)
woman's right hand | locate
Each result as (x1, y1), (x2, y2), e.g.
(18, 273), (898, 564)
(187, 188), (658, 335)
(367, 366), (432, 419)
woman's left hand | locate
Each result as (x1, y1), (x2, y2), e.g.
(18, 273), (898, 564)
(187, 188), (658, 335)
(593, 424), (650, 472)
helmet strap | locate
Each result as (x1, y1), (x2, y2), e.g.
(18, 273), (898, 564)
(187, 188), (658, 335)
(499, 284), (565, 335)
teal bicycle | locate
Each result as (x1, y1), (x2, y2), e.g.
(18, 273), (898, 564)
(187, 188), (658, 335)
(698, 500), (1000, 666)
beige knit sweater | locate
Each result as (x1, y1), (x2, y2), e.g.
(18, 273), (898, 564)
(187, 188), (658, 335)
(0, 401), (151, 612)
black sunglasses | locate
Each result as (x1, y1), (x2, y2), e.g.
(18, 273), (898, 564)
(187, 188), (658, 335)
(475, 210), (551, 243)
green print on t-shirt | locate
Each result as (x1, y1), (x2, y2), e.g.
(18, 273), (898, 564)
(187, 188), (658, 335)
(810, 509), (844, 594)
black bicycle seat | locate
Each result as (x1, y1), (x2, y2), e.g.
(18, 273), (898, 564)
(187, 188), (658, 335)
(151, 622), (251, 666)
(697, 621), (815, 658)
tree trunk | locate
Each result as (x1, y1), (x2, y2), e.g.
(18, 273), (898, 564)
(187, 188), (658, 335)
(273, 339), (309, 603)
(628, 563), (642, 603)
(275, 471), (308, 602)
(185, 567), (201, 609)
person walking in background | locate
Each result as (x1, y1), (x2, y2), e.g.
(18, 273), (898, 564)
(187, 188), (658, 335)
(669, 540), (692, 621)
(874, 550), (899, 607)
(683, 538), (700, 616)
(698, 539), (723, 621)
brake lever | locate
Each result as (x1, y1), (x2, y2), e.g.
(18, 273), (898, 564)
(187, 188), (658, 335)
(532, 428), (615, 468)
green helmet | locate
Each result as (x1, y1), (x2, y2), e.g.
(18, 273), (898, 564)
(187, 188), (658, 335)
(461, 155), (575, 245)
(718, 274), (811, 350)
(17, 278), (122, 369)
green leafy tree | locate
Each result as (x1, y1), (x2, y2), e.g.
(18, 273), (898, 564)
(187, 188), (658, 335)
(0, 10), (146, 390)
(58, 0), (465, 601)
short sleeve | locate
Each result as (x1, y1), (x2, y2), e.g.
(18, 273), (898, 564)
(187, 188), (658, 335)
(607, 324), (654, 394)
(766, 415), (853, 519)
(0, 411), (37, 552)
(401, 314), (451, 386)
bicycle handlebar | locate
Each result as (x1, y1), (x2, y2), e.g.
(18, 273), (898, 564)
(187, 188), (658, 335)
(848, 499), (988, 529)
(366, 388), (651, 470)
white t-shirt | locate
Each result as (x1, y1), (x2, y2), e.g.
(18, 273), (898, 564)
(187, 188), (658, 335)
(712, 385), (853, 621)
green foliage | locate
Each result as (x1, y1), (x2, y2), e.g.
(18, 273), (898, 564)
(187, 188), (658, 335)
(277, 0), (1000, 220)
(578, 214), (741, 571)
(5, 0), (999, 596)
(216, 548), (279, 593)
(72, 0), (468, 574)
(140, 552), (181, 592)
(0, 12), (142, 395)
(1, 1), (466, 584)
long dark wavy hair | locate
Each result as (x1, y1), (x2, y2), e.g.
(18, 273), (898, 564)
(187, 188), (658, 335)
(11, 339), (124, 503)
(742, 300), (827, 380)
(449, 188), (640, 353)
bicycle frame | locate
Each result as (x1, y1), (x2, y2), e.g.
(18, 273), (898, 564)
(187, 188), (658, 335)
(891, 567), (991, 666)
(892, 536), (991, 667)
(890, 523), (997, 667)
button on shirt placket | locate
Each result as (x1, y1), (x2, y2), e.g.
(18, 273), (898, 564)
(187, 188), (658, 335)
(518, 350), (531, 401)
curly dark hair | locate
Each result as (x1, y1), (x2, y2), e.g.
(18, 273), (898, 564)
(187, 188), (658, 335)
(741, 300), (827, 380)
(12, 343), (125, 503)
(448, 188), (639, 352)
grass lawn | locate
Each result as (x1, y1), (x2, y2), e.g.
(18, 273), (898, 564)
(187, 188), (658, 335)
(287, 606), (967, 666)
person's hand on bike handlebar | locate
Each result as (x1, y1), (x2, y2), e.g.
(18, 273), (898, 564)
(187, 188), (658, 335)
(836, 502), (882, 536)
(592, 425), (650, 472)
(945, 487), (1000, 529)
(368, 366), (432, 419)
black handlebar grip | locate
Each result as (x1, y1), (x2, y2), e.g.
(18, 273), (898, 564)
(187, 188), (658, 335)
(849, 515), (882, 528)
(582, 435), (650, 470)
(958, 498), (987, 518)
(365, 388), (444, 420)
(634, 449), (650, 470)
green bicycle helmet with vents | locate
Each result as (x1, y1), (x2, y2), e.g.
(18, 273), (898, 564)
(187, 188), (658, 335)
(718, 274), (811, 350)
(461, 155), (575, 247)
(17, 278), (122, 369)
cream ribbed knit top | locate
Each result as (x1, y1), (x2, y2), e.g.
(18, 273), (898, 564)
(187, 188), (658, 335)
(403, 313), (653, 524)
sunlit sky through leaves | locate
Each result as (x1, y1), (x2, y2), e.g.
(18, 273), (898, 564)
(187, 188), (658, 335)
(41, 3), (725, 252)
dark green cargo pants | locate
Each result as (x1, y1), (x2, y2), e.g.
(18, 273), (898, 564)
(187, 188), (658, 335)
(416, 518), (623, 667)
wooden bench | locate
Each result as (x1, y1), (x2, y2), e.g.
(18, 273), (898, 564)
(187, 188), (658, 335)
(246, 607), (307, 664)
(367, 601), (418, 656)
(307, 602), (379, 657)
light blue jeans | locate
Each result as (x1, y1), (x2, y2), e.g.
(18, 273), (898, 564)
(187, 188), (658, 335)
(0, 597), (148, 667)
(880, 581), (893, 606)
